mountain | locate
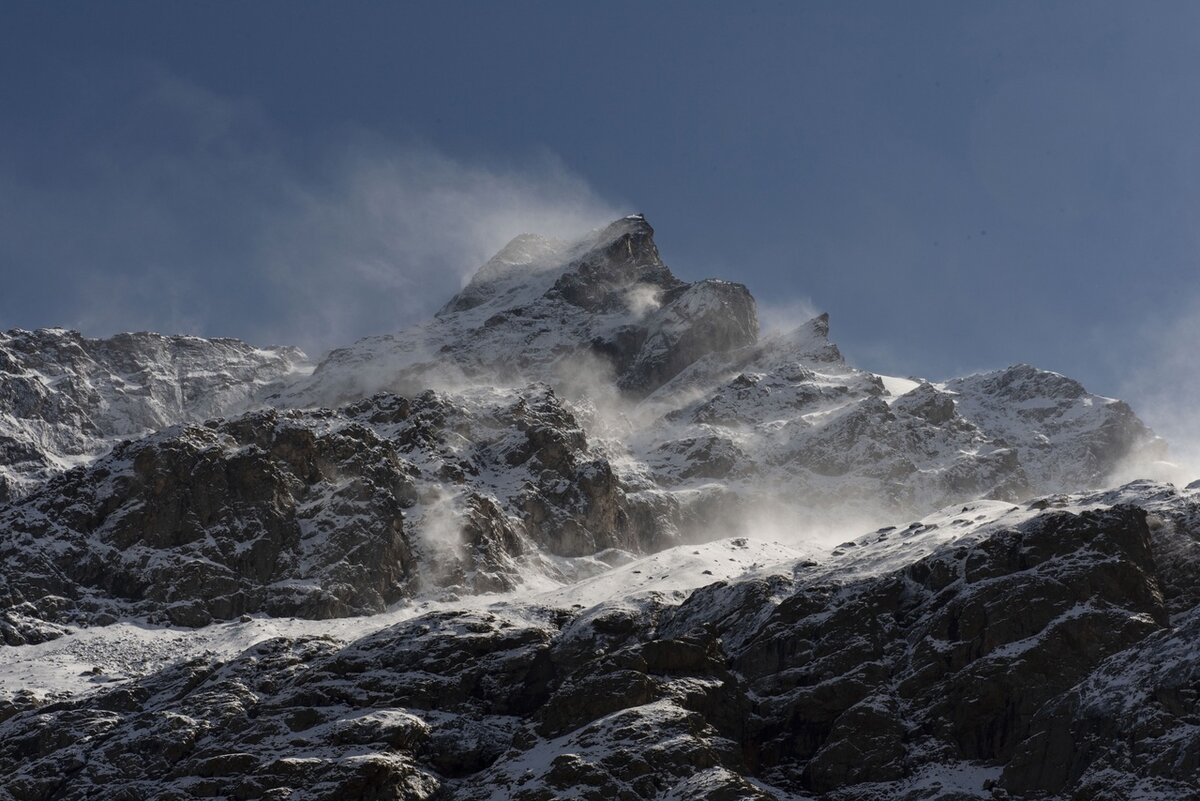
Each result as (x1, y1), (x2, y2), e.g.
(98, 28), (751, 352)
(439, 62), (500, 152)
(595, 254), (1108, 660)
(3, 481), (1197, 800)
(0, 215), (1195, 801)
(0, 328), (308, 502)
(0, 385), (665, 642)
(276, 214), (1161, 537)
(273, 215), (759, 407)
(627, 316), (1159, 533)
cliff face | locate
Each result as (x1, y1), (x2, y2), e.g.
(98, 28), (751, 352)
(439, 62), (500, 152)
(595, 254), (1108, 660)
(0, 386), (661, 635)
(0, 328), (307, 502)
(278, 215), (759, 406)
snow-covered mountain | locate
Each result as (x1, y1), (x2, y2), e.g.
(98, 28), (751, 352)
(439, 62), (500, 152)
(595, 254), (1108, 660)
(4, 480), (1197, 800)
(271, 215), (1162, 538)
(0, 328), (308, 501)
(626, 314), (1160, 534)
(1, 215), (1195, 800)
(273, 215), (759, 407)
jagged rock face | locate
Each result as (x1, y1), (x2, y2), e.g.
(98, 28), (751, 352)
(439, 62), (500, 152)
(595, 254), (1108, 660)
(944, 364), (1162, 492)
(0, 406), (419, 627)
(630, 315), (1160, 526)
(2, 484), (1195, 800)
(0, 385), (656, 632)
(0, 328), (307, 502)
(684, 502), (1169, 793)
(1002, 604), (1200, 799)
(0, 217), (1161, 531)
(278, 215), (760, 406)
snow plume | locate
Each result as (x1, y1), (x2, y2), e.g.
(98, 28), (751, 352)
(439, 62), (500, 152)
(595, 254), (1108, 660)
(262, 144), (621, 354)
(756, 296), (821, 336)
(411, 486), (468, 590)
(0, 68), (621, 356)
(548, 348), (693, 444)
(623, 284), (665, 319)
(418, 488), (465, 548)
(1116, 296), (1200, 486)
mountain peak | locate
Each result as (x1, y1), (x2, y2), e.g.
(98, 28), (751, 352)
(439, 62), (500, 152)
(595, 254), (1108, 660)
(296, 215), (756, 403)
(439, 214), (664, 318)
(438, 232), (570, 316)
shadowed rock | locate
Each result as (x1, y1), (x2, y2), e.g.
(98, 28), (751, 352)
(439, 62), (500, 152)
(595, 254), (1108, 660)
(4, 486), (1195, 799)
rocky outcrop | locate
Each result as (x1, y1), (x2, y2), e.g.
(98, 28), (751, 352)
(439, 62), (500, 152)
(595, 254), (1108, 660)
(278, 215), (759, 406)
(1002, 604), (1200, 799)
(0, 218), (1163, 554)
(0, 406), (419, 627)
(0, 385), (658, 631)
(683, 503), (1165, 793)
(632, 314), (1159, 527)
(945, 364), (1164, 492)
(0, 328), (307, 502)
(0, 215), (1189, 801)
(3, 484), (1195, 800)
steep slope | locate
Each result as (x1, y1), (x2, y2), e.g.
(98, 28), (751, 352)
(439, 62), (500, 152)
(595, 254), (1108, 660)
(0, 385), (675, 641)
(274, 215), (759, 407)
(2, 481), (1195, 801)
(0, 215), (1169, 640)
(270, 213), (1161, 543)
(944, 363), (1155, 491)
(0, 217), (1162, 528)
(0, 328), (308, 501)
(268, 212), (1161, 533)
(620, 312), (1161, 532)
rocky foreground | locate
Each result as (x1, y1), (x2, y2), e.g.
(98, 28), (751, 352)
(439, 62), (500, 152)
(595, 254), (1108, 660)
(2, 481), (1198, 800)
(0, 216), (1196, 799)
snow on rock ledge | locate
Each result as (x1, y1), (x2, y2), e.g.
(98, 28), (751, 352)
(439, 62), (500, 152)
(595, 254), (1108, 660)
(0, 328), (308, 502)
(276, 215), (758, 406)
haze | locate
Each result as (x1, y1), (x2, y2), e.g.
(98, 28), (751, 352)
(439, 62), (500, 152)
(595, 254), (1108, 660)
(1, 2), (1197, 463)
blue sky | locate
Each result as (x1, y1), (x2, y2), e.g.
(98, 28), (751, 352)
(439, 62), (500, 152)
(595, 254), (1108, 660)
(2, 2), (1198, 421)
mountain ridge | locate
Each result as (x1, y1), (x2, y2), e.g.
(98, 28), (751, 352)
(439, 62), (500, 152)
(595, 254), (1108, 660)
(0, 215), (1195, 801)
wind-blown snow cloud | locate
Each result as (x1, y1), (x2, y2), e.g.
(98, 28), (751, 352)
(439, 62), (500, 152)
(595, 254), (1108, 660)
(756, 297), (821, 336)
(1119, 296), (1200, 485)
(255, 142), (623, 353)
(0, 69), (623, 357)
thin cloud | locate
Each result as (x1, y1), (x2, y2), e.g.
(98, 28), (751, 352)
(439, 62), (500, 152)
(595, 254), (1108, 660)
(1119, 295), (1200, 484)
(756, 296), (821, 336)
(0, 68), (624, 357)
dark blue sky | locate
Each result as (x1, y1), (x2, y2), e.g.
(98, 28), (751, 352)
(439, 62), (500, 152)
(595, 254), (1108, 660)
(2, 2), (1199, 411)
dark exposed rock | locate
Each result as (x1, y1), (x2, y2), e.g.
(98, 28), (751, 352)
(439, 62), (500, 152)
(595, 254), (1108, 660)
(1001, 604), (1200, 799)
(0, 406), (418, 625)
(0, 385), (657, 628)
(803, 695), (907, 790)
(666, 500), (1177, 795)
(0, 609), (70, 647)
(0, 328), (307, 500)
(3, 489), (1194, 800)
(615, 279), (760, 396)
(892, 382), (957, 426)
(285, 216), (759, 406)
(0, 215), (1188, 801)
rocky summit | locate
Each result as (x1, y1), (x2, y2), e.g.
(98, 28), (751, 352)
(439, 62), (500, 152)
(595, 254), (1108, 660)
(0, 216), (1196, 801)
